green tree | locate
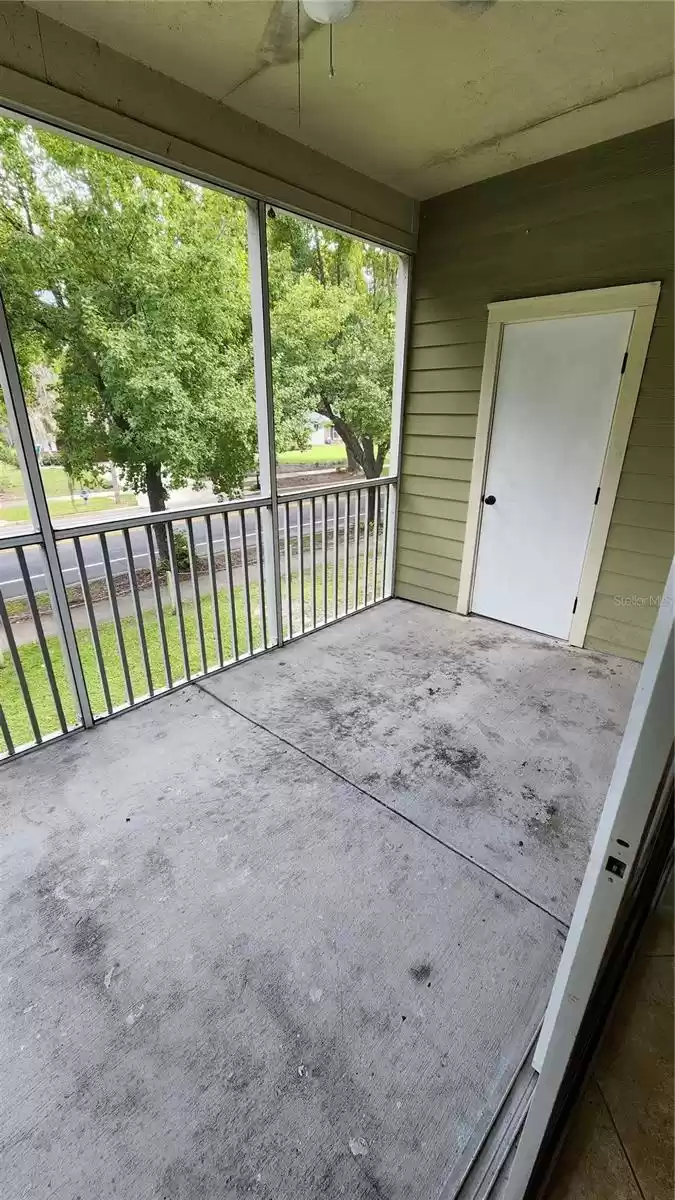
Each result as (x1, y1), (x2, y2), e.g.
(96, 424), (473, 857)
(0, 118), (257, 556)
(268, 213), (397, 479)
(0, 116), (398, 563)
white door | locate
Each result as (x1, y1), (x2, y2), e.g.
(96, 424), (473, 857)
(471, 310), (634, 639)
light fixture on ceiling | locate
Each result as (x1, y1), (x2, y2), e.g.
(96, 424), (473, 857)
(301, 0), (355, 23)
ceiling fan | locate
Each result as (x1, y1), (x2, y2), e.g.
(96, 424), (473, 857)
(256, 0), (496, 69)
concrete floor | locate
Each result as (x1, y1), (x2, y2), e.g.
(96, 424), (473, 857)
(203, 601), (640, 924)
(0, 600), (639, 1199)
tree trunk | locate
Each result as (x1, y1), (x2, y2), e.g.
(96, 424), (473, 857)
(110, 463), (122, 505)
(346, 446), (359, 474)
(145, 462), (169, 564)
(321, 406), (385, 525)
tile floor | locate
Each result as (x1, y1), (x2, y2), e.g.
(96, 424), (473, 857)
(543, 880), (674, 1200)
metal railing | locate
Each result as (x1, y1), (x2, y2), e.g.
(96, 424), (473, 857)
(278, 476), (393, 640)
(0, 201), (408, 763)
(0, 535), (77, 755)
(0, 476), (396, 759)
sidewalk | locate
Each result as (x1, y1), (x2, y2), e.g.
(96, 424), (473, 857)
(1, 465), (353, 538)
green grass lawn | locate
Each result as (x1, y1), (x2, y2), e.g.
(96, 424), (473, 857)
(0, 492), (136, 524)
(0, 463), (78, 500)
(277, 445), (347, 465)
(0, 539), (385, 753)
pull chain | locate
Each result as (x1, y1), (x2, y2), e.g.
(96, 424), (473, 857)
(329, 23), (335, 78)
(297, 0), (302, 125)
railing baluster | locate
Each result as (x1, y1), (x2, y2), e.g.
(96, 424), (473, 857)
(166, 523), (190, 681)
(381, 484), (391, 600)
(354, 487), (361, 611)
(372, 484), (381, 606)
(204, 515), (224, 669)
(0, 585), (41, 745)
(16, 545), (68, 733)
(0, 701), (15, 756)
(222, 512), (239, 661)
(343, 490), (351, 615)
(298, 500), (305, 634)
(362, 486), (371, 608)
(239, 509), (254, 655)
(310, 495), (317, 631)
(0, 471), (399, 761)
(186, 518), (207, 675)
(333, 492), (339, 621)
(254, 507), (268, 650)
(123, 528), (153, 696)
(322, 494), (328, 626)
(146, 526), (172, 690)
(73, 537), (113, 716)
(100, 531), (135, 706)
(283, 501), (293, 639)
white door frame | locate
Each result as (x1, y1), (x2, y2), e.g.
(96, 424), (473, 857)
(456, 282), (661, 645)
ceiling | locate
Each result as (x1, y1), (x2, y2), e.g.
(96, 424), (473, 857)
(27, 1), (675, 199)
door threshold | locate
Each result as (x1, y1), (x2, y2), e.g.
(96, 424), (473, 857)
(439, 1031), (539, 1200)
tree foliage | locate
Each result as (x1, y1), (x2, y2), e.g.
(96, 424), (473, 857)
(0, 115), (398, 522)
(269, 214), (397, 476)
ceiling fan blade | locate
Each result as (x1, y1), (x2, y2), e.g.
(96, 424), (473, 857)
(257, 0), (317, 67)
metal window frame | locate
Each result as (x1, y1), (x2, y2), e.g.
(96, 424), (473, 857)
(0, 105), (413, 758)
(0, 291), (94, 728)
(246, 199), (283, 649)
(0, 99), (414, 254)
(385, 255), (413, 598)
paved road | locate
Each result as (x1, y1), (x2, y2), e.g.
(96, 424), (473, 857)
(0, 493), (365, 599)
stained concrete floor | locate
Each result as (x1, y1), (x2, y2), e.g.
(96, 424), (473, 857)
(0, 600), (639, 1199)
(203, 600), (640, 924)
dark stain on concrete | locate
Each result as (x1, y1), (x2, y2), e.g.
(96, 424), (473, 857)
(526, 797), (563, 846)
(71, 911), (107, 965)
(409, 962), (432, 983)
(444, 747), (484, 779)
(389, 768), (409, 790)
(362, 771), (381, 788)
(599, 716), (621, 734)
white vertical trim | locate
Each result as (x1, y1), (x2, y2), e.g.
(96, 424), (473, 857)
(504, 559), (674, 1199)
(386, 254), (412, 596)
(0, 290), (94, 728)
(246, 199), (282, 646)
(457, 282), (661, 640)
(569, 300), (659, 644)
(456, 320), (503, 615)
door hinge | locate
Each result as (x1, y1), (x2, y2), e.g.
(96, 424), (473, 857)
(594, 487), (600, 505)
(621, 352), (628, 375)
(572, 597), (578, 614)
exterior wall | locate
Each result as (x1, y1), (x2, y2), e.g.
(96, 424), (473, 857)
(397, 122), (674, 661)
(0, 3), (416, 251)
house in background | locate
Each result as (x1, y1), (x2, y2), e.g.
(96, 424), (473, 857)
(308, 411), (343, 446)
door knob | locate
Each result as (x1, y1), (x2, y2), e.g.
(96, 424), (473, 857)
(484, 495), (496, 506)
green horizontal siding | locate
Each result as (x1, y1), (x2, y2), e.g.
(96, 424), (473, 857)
(405, 392), (480, 416)
(396, 122), (674, 660)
